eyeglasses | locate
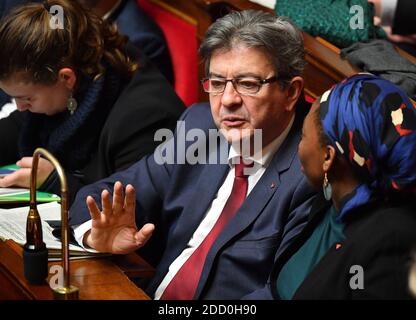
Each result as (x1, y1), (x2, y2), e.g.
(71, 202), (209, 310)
(201, 76), (278, 95)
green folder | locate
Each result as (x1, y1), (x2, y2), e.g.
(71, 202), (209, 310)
(0, 164), (20, 170)
(0, 164), (60, 203)
(0, 191), (60, 203)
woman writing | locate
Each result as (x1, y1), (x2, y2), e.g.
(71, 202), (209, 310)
(0, 0), (184, 203)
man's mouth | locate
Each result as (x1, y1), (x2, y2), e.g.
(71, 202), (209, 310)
(222, 116), (246, 127)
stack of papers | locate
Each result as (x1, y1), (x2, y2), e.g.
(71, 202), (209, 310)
(249, 0), (276, 9)
(0, 202), (108, 261)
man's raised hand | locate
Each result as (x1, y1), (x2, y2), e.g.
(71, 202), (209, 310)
(84, 181), (154, 254)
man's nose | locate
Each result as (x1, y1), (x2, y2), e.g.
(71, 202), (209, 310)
(220, 81), (242, 107)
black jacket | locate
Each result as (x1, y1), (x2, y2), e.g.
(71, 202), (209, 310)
(0, 53), (185, 204)
(393, 0), (416, 35)
(270, 193), (416, 300)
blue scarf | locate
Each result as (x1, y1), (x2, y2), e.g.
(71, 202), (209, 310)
(319, 73), (416, 220)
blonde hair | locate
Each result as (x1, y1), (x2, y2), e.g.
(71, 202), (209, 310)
(0, 0), (138, 84)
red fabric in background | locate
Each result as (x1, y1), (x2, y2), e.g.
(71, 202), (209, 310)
(304, 93), (316, 104)
(137, 0), (199, 107)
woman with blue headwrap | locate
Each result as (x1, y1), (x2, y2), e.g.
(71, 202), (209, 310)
(270, 73), (416, 299)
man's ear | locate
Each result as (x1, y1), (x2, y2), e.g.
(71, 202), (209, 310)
(323, 145), (336, 173)
(58, 68), (77, 91)
(284, 76), (304, 112)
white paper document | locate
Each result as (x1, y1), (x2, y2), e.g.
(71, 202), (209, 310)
(0, 202), (92, 253)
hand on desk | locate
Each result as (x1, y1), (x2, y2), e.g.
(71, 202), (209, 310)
(84, 181), (155, 254)
(0, 157), (54, 188)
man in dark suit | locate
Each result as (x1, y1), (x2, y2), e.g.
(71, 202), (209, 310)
(0, 0), (30, 108)
(69, 10), (317, 299)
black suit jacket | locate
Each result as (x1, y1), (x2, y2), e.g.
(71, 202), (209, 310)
(393, 0), (416, 35)
(270, 194), (416, 300)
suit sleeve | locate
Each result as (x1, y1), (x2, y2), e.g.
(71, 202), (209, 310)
(41, 110), (182, 205)
(275, 174), (317, 256)
(68, 105), (194, 228)
(242, 173), (317, 300)
(106, 101), (183, 173)
(68, 107), (193, 265)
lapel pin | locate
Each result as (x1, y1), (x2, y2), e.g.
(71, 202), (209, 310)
(335, 243), (342, 250)
(270, 182), (276, 189)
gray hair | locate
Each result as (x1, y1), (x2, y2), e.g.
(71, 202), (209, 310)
(199, 10), (305, 87)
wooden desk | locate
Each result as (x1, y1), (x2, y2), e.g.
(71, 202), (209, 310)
(0, 240), (153, 300)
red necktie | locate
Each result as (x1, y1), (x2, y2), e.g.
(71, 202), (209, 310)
(160, 158), (252, 300)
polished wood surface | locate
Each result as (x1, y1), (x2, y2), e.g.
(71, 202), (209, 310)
(0, 240), (153, 300)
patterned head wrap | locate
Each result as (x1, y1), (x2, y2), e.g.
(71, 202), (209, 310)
(319, 73), (416, 220)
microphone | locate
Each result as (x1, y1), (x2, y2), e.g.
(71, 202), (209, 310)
(24, 148), (79, 299)
(23, 203), (48, 284)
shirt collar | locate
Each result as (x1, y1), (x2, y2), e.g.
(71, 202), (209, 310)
(228, 114), (295, 170)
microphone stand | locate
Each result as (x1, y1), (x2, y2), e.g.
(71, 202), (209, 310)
(23, 147), (79, 299)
